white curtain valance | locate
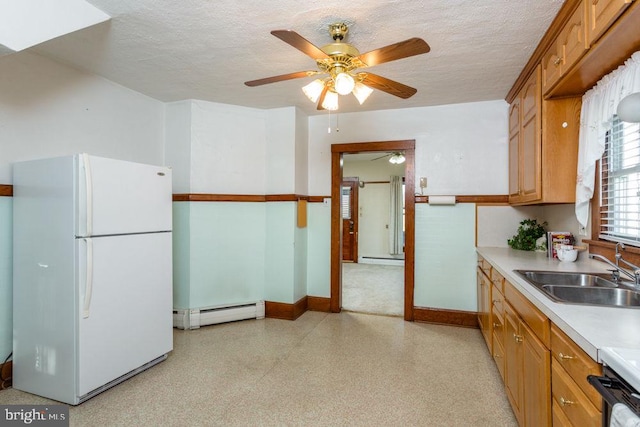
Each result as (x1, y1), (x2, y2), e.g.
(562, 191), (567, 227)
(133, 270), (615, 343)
(575, 51), (640, 227)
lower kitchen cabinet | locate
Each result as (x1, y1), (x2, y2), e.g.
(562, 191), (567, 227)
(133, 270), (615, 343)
(504, 299), (551, 426)
(477, 255), (603, 426)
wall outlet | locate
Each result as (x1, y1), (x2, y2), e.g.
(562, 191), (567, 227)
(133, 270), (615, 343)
(419, 177), (427, 188)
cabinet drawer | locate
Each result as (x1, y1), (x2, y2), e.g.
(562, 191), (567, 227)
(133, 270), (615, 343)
(477, 255), (491, 275)
(491, 269), (505, 293)
(552, 399), (575, 427)
(505, 280), (550, 347)
(491, 284), (505, 317)
(551, 324), (603, 409)
(552, 362), (601, 427)
(492, 333), (506, 381)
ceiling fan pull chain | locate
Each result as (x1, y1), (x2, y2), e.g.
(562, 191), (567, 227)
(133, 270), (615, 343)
(328, 110), (331, 133)
(336, 113), (340, 133)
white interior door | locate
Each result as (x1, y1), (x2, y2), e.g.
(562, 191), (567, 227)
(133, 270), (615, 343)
(77, 232), (172, 396)
(77, 154), (172, 237)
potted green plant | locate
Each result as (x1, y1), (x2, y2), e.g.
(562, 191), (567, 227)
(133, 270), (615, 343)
(508, 219), (547, 251)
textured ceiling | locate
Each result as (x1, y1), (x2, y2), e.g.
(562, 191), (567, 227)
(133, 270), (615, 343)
(28, 0), (564, 115)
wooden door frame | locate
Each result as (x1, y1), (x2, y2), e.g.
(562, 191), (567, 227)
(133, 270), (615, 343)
(341, 177), (359, 263)
(330, 140), (416, 321)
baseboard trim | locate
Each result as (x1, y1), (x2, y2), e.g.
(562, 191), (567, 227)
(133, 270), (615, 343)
(0, 360), (12, 390)
(307, 296), (331, 312)
(413, 307), (479, 328)
(265, 296), (308, 320)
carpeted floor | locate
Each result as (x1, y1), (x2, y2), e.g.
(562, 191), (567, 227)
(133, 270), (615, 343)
(0, 311), (517, 426)
(342, 262), (404, 316)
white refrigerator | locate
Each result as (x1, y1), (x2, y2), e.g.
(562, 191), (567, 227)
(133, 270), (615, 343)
(12, 154), (173, 405)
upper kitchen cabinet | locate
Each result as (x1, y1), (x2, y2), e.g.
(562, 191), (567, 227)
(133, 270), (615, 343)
(544, 0), (640, 98)
(509, 66), (582, 205)
(587, 0), (633, 46)
(542, 1), (589, 94)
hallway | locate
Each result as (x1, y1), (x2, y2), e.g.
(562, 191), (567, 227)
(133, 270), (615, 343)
(342, 262), (404, 316)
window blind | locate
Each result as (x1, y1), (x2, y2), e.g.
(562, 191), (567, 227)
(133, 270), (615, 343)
(599, 116), (640, 245)
(341, 186), (351, 219)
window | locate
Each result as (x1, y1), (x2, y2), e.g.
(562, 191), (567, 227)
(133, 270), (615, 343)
(341, 185), (351, 219)
(599, 116), (640, 245)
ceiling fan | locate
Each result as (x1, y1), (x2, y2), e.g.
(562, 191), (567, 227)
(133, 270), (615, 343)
(371, 152), (406, 164)
(244, 22), (430, 110)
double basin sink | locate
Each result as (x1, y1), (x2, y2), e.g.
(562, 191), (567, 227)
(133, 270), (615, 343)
(515, 270), (640, 308)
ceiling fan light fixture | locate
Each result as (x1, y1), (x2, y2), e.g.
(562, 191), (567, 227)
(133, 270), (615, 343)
(617, 92), (640, 123)
(352, 82), (373, 104)
(389, 153), (405, 164)
(334, 72), (355, 95)
(322, 90), (339, 110)
(302, 79), (325, 103)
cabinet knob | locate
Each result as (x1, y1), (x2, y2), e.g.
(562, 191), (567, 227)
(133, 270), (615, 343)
(493, 322), (501, 329)
(494, 353), (502, 358)
(558, 352), (574, 361)
(513, 333), (523, 343)
(559, 397), (574, 407)
(553, 56), (562, 66)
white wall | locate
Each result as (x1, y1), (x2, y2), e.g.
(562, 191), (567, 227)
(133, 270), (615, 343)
(189, 100), (267, 194)
(0, 52), (165, 183)
(164, 101), (192, 193)
(308, 100), (508, 196)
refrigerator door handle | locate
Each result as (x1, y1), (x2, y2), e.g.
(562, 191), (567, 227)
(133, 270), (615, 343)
(83, 237), (94, 319)
(82, 153), (94, 236)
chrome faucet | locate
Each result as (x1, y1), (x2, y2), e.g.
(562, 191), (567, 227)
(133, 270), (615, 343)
(590, 252), (640, 287)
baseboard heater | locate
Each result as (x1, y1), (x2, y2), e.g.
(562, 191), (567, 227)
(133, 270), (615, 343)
(173, 301), (265, 329)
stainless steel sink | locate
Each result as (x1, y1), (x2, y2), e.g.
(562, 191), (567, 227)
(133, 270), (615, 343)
(541, 285), (640, 307)
(514, 270), (640, 308)
(518, 271), (618, 288)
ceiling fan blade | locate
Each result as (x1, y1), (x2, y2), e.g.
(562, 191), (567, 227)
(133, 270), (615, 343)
(361, 73), (417, 99)
(271, 30), (330, 60)
(371, 153), (391, 161)
(244, 71), (314, 87)
(358, 38), (430, 67)
(316, 85), (329, 110)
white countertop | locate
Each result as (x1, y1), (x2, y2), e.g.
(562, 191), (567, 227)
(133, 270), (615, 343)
(476, 247), (640, 362)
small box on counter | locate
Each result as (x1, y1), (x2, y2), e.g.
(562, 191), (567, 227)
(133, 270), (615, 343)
(547, 232), (574, 258)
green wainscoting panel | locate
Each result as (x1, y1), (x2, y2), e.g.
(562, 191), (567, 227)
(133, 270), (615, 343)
(414, 203), (477, 311)
(0, 198), (12, 361)
(265, 202), (295, 303)
(306, 201), (331, 298)
(188, 202), (266, 308)
(172, 202), (191, 309)
(294, 219), (307, 303)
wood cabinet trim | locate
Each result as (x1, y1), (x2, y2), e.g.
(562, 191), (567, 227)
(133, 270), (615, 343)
(0, 185), (13, 197)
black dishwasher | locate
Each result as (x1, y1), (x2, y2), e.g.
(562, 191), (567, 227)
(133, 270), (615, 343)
(589, 366), (640, 426)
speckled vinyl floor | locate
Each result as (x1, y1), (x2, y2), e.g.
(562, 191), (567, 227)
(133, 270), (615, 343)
(0, 312), (517, 426)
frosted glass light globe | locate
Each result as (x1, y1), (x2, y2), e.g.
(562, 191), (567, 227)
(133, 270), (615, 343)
(334, 73), (355, 95)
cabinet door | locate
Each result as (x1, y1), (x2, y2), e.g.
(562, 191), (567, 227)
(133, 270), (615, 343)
(541, 44), (563, 91)
(588, 0), (633, 45)
(508, 99), (521, 202)
(561, 1), (589, 73)
(522, 322), (552, 427)
(504, 304), (524, 425)
(519, 68), (542, 203)
(477, 268), (492, 350)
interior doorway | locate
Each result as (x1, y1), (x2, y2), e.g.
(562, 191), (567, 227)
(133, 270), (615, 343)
(341, 177), (359, 263)
(330, 140), (416, 321)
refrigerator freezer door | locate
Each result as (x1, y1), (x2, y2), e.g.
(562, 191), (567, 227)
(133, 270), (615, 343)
(76, 154), (172, 237)
(77, 232), (172, 397)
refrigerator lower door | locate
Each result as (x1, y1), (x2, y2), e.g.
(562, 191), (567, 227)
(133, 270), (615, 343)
(76, 232), (172, 398)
